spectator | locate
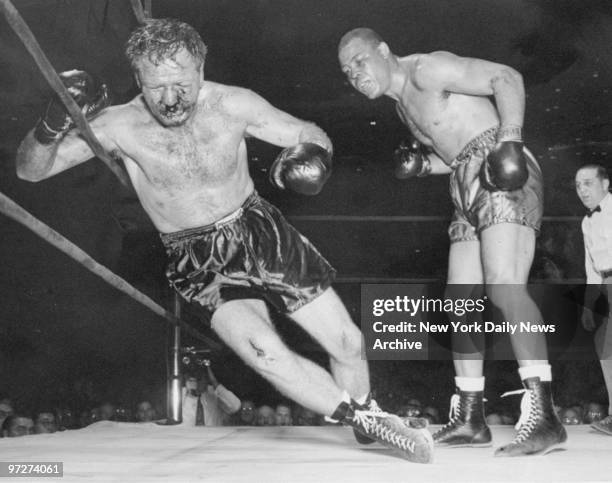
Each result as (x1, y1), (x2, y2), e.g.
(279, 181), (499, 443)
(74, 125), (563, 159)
(55, 407), (78, 431)
(99, 402), (116, 421)
(275, 403), (293, 426)
(88, 407), (102, 424)
(256, 405), (276, 426)
(584, 401), (606, 424)
(78, 409), (92, 428)
(181, 360), (241, 426)
(114, 404), (133, 422)
(559, 407), (582, 425)
(0, 400), (14, 430)
(135, 401), (156, 422)
(34, 411), (58, 434)
(2, 415), (34, 437)
(236, 400), (257, 426)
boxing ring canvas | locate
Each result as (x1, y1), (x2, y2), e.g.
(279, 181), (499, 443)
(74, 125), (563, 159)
(2, 422), (612, 482)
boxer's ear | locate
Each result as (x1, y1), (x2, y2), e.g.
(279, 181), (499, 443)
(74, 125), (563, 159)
(377, 42), (390, 59)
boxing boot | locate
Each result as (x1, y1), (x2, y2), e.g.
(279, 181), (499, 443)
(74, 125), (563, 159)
(332, 400), (434, 463)
(495, 377), (567, 456)
(433, 389), (492, 447)
(352, 395), (380, 444)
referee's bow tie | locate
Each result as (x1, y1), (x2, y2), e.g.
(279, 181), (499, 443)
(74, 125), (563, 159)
(587, 205), (602, 217)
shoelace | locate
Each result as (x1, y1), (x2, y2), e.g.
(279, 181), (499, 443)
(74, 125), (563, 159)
(501, 388), (538, 443)
(367, 399), (384, 414)
(435, 393), (460, 434)
(352, 409), (416, 453)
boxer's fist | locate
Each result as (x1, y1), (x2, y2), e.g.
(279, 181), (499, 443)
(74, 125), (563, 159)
(393, 140), (431, 179)
(34, 70), (111, 144)
(480, 141), (528, 191)
(270, 143), (332, 195)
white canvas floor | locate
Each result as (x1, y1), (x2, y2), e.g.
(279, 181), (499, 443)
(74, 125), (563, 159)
(2, 422), (612, 482)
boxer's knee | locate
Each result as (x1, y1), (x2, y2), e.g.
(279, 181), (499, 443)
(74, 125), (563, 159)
(330, 325), (363, 364)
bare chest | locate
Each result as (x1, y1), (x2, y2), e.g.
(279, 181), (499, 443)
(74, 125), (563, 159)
(396, 90), (452, 139)
(123, 115), (245, 190)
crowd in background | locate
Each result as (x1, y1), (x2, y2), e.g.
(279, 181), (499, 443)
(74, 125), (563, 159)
(1, 363), (609, 438)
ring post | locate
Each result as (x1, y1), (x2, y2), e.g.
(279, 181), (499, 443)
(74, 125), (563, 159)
(167, 292), (183, 424)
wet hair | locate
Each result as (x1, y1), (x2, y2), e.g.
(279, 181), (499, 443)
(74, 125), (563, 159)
(578, 163), (609, 181)
(338, 27), (384, 52)
(125, 18), (208, 71)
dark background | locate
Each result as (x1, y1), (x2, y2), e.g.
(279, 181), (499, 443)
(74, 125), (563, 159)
(1, 0), (611, 415)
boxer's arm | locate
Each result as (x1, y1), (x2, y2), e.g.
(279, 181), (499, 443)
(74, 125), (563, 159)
(16, 108), (119, 182)
(229, 87), (332, 152)
(413, 51), (525, 131)
(424, 151), (452, 175)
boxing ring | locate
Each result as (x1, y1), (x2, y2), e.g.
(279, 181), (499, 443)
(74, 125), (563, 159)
(3, 2), (612, 481)
(2, 423), (612, 482)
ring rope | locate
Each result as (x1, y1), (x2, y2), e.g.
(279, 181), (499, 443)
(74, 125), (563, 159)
(288, 215), (582, 222)
(0, 191), (221, 351)
(129, 0), (151, 25)
(0, 0), (130, 188)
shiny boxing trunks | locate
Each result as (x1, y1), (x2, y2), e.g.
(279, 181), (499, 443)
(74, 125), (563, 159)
(448, 126), (544, 243)
(160, 192), (336, 318)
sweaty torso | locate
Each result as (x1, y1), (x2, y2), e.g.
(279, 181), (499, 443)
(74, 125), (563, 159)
(106, 83), (253, 233)
(395, 57), (500, 164)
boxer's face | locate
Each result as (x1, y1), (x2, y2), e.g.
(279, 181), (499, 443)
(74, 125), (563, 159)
(136, 48), (203, 127)
(339, 38), (389, 99)
(575, 167), (609, 210)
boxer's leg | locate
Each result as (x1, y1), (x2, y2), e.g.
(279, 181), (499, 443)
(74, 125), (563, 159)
(434, 239), (491, 447)
(290, 287), (369, 402)
(290, 287), (377, 445)
(479, 223), (566, 456)
(212, 297), (434, 463)
(211, 298), (346, 417)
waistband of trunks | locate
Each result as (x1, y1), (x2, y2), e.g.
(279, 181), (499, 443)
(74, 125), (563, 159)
(159, 191), (260, 247)
(450, 126), (499, 168)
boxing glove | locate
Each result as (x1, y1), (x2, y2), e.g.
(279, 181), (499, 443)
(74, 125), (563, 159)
(269, 142), (332, 195)
(393, 139), (432, 179)
(480, 141), (529, 192)
(34, 70), (111, 144)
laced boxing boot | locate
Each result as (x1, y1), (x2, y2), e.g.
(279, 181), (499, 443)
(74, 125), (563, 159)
(333, 400), (434, 464)
(495, 377), (567, 457)
(352, 395), (381, 445)
(432, 389), (492, 447)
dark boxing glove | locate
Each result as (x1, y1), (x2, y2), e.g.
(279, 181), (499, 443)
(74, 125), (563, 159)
(393, 139), (432, 179)
(480, 125), (528, 191)
(269, 142), (332, 195)
(34, 70), (111, 144)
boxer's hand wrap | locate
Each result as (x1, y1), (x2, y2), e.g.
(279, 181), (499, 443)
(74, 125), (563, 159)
(269, 142), (332, 195)
(34, 70), (111, 144)
(393, 139), (432, 179)
(480, 125), (528, 191)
